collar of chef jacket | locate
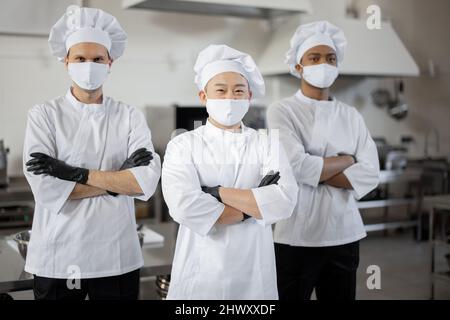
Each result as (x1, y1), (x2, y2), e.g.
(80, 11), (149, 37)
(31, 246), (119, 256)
(295, 89), (336, 108)
(204, 119), (252, 143)
(65, 88), (107, 113)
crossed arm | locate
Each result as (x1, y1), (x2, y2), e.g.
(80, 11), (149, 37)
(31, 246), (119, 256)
(206, 172), (284, 225)
(319, 155), (355, 189)
(69, 170), (143, 200)
(168, 155), (353, 226)
(216, 204), (247, 225)
(26, 150), (151, 200)
(215, 189), (261, 225)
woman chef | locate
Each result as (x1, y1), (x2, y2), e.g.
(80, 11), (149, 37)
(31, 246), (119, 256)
(23, 6), (161, 300)
(267, 21), (380, 300)
(162, 44), (298, 299)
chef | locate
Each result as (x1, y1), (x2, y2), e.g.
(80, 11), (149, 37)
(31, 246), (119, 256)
(267, 21), (380, 300)
(162, 44), (298, 299)
(23, 6), (161, 300)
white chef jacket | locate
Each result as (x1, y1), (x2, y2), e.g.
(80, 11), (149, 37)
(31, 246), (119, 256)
(162, 120), (298, 299)
(267, 90), (380, 247)
(23, 89), (161, 279)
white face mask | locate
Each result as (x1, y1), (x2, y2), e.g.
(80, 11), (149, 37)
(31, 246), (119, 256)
(206, 99), (250, 127)
(300, 63), (339, 89)
(68, 62), (110, 90)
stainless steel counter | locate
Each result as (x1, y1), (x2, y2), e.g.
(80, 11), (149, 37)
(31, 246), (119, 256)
(0, 222), (177, 294)
(0, 177), (34, 228)
(0, 176), (33, 204)
(378, 168), (423, 184)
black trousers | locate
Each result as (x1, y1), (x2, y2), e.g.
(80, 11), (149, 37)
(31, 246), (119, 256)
(275, 241), (359, 300)
(33, 269), (140, 300)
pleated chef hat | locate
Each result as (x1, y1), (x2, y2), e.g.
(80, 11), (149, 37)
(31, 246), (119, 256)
(48, 6), (127, 62)
(194, 44), (265, 98)
(285, 20), (347, 78)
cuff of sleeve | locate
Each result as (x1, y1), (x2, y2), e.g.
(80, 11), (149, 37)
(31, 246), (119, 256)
(298, 155), (324, 187)
(342, 165), (365, 200)
(197, 203), (225, 237)
(251, 185), (279, 227)
(128, 167), (158, 201)
(41, 180), (76, 214)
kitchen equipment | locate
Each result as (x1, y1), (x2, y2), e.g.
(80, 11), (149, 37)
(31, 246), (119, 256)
(0, 204), (34, 228)
(156, 275), (171, 300)
(388, 80), (408, 120)
(371, 81), (408, 120)
(139, 225), (165, 246)
(12, 230), (31, 260)
(371, 89), (391, 108)
(424, 128), (440, 158)
(258, 4), (419, 77)
(123, 0), (312, 19)
(388, 103), (408, 120)
(385, 149), (408, 171)
(0, 140), (9, 188)
(373, 137), (408, 170)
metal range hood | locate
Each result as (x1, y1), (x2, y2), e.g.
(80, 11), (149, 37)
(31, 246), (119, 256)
(122, 0), (312, 19)
(258, 15), (420, 77)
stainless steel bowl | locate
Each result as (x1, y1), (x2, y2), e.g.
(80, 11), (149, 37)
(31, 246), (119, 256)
(156, 275), (171, 300)
(12, 230), (31, 260)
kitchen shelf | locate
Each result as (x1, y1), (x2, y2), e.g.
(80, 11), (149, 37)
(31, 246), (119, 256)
(364, 220), (418, 232)
(0, 201), (34, 229)
(378, 169), (422, 184)
(357, 198), (416, 210)
(428, 195), (450, 299)
(358, 169), (423, 235)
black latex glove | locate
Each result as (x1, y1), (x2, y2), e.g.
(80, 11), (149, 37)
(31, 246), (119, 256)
(120, 148), (153, 170)
(258, 171), (281, 187)
(201, 186), (222, 202)
(242, 171), (281, 221)
(107, 148), (154, 197)
(26, 153), (89, 184)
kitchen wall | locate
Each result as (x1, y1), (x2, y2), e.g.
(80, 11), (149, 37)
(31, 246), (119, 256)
(352, 0), (450, 158)
(264, 0), (450, 160)
(0, 0), (270, 176)
(0, 0), (449, 176)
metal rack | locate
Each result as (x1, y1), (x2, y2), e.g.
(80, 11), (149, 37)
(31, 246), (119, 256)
(428, 195), (450, 300)
(358, 169), (423, 235)
(0, 201), (34, 228)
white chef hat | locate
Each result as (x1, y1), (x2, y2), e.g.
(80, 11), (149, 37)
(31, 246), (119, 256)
(194, 44), (265, 98)
(285, 20), (347, 78)
(48, 6), (127, 62)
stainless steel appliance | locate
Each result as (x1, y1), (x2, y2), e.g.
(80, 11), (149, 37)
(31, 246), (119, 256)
(373, 137), (408, 170)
